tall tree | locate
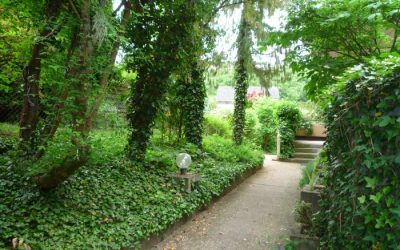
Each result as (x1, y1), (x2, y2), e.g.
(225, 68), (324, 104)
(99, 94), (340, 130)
(232, 0), (283, 144)
(126, 0), (215, 160)
(19, 0), (64, 154)
(181, 62), (207, 147)
(233, 4), (252, 145)
(35, 0), (133, 189)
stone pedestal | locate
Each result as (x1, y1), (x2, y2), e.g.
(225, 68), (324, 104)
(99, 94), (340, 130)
(169, 173), (201, 192)
(300, 185), (324, 214)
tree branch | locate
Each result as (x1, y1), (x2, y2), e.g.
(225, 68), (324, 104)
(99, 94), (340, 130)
(68, 0), (81, 18)
(390, 24), (399, 52)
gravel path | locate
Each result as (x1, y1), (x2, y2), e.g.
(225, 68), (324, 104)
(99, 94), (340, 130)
(152, 155), (302, 250)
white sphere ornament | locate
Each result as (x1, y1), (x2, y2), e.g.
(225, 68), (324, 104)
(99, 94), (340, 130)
(176, 153), (192, 174)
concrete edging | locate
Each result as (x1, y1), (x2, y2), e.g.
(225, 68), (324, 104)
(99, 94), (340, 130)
(140, 165), (262, 249)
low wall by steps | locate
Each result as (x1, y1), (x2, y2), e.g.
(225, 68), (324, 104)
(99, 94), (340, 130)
(296, 124), (326, 138)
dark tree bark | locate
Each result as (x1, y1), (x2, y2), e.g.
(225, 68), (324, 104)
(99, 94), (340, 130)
(19, 0), (63, 153)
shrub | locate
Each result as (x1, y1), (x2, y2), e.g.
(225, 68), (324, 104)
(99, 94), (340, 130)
(253, 99), (278, 152)
(203, 135), (264, 167)
(0, 136), (16, 155)
(275, 101), (302, 159)
(93, 100), (127, 129)
(299, 119), (313, 136)
(317, 56), (400, 248)
(253, 99), (302, 158)
(243, 108), (258, 142)
(203, 115), (231, 138)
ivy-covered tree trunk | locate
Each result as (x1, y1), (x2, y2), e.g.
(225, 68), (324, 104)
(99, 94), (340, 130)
(35, 0), (92, 189)
(233, 6), (251, 145)
(182, 62), (206, 147)
(127, 66), (170, 161)
(19, 0), (63, 154)
(126, 1), (197, 161)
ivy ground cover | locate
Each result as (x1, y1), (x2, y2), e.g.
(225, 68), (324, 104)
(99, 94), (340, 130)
(0, 130), (263, 249)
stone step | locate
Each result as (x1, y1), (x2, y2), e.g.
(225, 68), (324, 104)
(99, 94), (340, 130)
(295, 147), (321, 154)
(284, 158), (314, 164)
(293, 152), (318, 159)
(294, 140), (324, 149)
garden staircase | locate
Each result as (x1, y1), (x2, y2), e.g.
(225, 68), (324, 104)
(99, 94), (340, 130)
(287, 140), (324, 164)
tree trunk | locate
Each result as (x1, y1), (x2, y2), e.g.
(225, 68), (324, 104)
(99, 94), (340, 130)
(36, 0), (134, 189)
(34, 144), (90, 189)
(233, 6), (251, 145)
(182, 62), (206, 147)
(35, 29), (79, 159)
(127, 66), (170, 161)
(36, 0), (92, 189)
(19, 0), (63, 153)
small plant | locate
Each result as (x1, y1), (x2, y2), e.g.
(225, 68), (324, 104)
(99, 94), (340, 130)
(294, 201), (313, 233)
(300, 162), (319, 191)
(299, 150), (327, 190)
(283, 239), (296, 250)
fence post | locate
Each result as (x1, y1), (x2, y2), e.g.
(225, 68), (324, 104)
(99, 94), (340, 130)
(277, 132), (281, 159)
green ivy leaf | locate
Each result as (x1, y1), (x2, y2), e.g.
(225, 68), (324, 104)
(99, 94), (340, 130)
(370, 193), (382, 204)
(364, 176), (377, 189)
(358, 195), (366, 204)
(390, 207), (400, 217)
(375, 116), (392, 127)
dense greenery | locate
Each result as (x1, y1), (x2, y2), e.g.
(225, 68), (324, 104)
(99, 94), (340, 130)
(266, 0), (400, 101)
(5, 0), (399, 248)
(316, 56), (400, 248)
(181, 63), (207, 147)
(0, 126), (263, 249)
(0, 1), (276, 248)
(203, 115), (232, 139)
(251, 99), (304, 159)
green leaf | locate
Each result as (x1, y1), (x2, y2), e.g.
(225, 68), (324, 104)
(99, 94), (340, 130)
(370, 193), (382, 204)
(364, 176), (377, 189)
(376, 116), (392, 127)
(358, 195), (366, 204)
(390, 207), (400, 217)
